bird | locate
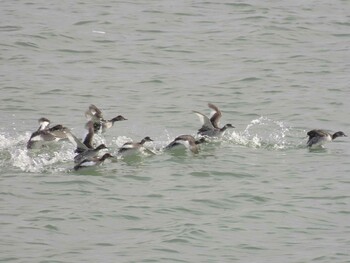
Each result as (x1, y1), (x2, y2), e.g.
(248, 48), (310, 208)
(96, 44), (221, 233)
(65, 120), (96, 154)
(193, 103), (234, 137)
(306, 129), (347, 148)
(73, 144), (108, 164)
(37, 117), (51, 131)
(82, 120), (95, 149)
(118, 136), (154, 155)
(27, 118), (69, 149)
(85, 104), (103, 122)
(85, 104), (127, 133)
(165, 135), (206, 154)
(74, 153), (113, 171)
(100, 115), (127, 133)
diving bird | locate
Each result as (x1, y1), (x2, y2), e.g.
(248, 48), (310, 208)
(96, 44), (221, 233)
(118, 136), (154, 155)
(165, 135), (206, 154)
(27, 118), (69, 149)
(65, 121), (96, 153)
(85, 104), (127, 133)
(73, 144), (108, 164)
(74, 153), (113, 171)
(193, 103), (234, 137)
(306, 129), (347, 148)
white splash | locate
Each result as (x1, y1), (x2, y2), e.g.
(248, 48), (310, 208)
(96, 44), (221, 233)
(1, 131), (76, 173)
(226, 116), (295, 150)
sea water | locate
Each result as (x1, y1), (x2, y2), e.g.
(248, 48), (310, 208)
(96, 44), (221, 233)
(1, 1), (349, 262)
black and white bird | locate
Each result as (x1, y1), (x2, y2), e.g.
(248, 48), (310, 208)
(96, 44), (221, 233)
(118, 136), (154, 155)
(65, 122), (110, 163)
(193, 103), (234, 137)
(27, 118), (69, 149)
(85, 104), (127, 133)
(73, 144), (108, 164)
(165, 135), (206, 154)
(74, 153), (113, 171)
(306, 129), (347, 148)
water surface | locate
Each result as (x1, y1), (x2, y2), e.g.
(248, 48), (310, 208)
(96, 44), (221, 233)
(1, 1), (349, 262)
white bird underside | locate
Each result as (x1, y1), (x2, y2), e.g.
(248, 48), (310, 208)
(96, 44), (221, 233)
(118, 144), (155, 156)
(120, 143), (136, 149)
(79, 160), (98, 167)
(38, 120), (50, 131)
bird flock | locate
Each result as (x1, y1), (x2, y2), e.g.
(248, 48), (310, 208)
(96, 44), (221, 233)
(26, 103), (347, 170)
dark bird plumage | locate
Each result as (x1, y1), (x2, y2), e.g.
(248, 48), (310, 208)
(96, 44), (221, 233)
(85, 104), (127, 133)
(74, 153), (113, 170)
(307, 129), (347, 148)
(73, 144), (108, 164)
(27, 118), (69, 149)
(118, 136), (153, 154)
(165, 135), (206, 154)
(193, 103), (234, 137)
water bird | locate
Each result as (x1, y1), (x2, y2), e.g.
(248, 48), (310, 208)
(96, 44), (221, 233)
(73, 144), (108, 164)
(85, 104), (127, 133)
(193, 103), (234, 137)
(306, 129), (347, 148)
(74, 153), (113, 171)
(65, 121), (96, 153)
(82, 120), (95, 149)
(27, 118), (69, 149)
(165, 135), (206, 154)
(118, 136), (154, 155)
(37, 117), (51, 131)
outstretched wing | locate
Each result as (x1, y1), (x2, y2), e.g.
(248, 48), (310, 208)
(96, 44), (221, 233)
(165, 140), (181, 150)
(193, 111), (215, 132)
(85, 104), (104, 121)
(65, 131), (89, 153)
(208, 103), (222, 129)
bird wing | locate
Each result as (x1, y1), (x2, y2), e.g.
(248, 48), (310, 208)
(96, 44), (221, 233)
(193, 111), (215, 131)
(307, 136), (321, 147)
(307, 129), (330, 138)
(165, 140), (181, 149)
(65, 131), (89, 152)
(37, 118), (50, 131)
(74, 149), (100, 163)
(208, 103), (222, 129)
(28, 131), (52, 142)
(82, 121), (95, 148)
(85, 104), (104, 121)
